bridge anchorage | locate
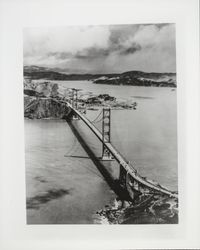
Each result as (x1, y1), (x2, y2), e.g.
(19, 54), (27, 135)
(65, 90), (178, 201)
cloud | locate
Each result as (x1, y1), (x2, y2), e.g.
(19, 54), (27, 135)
(119, 43), (142, 55)
(23, 23), (176, 73)
(74, 47), (110, 59)
(24, 26), (109, 54)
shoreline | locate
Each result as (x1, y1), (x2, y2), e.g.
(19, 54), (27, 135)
(95, 195), (178, 224)
(30, 78), (177, 88)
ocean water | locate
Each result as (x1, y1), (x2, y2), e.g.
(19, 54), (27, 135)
(25, 81), (177, 224)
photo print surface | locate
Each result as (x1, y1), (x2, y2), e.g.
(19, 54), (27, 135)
(24, 23), (178, 224)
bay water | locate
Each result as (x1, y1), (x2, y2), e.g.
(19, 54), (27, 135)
(25, 81), (177, 224)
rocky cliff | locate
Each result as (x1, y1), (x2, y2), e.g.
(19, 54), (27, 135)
(24, 96), (70, 119)
(96, 194), (178, 224)
(24, 79), (71, 119)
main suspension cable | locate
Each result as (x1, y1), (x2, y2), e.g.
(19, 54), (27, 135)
(92, 117), (103, 124)
(90, 109), (103, 123)
(64, 136), (78, 156)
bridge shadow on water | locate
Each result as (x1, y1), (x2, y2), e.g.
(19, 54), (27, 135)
(67, 120), (131, 201)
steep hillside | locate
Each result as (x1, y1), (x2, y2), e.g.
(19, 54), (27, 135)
(24, 79), (71, 119)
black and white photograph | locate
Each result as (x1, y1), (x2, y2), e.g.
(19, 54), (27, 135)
(1, 0), (200, 249)
(24, 23), (178, 224)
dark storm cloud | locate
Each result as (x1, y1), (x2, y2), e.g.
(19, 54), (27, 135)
(108, 24), (140, 50)
(109, 24), (140, 44)
(48, 43), (138, 61)
(120, 43), (142, 55)
(73, 43), (141, 60)
(73, 26), (142, 60)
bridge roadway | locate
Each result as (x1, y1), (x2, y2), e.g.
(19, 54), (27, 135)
(58, 99), (178, 199)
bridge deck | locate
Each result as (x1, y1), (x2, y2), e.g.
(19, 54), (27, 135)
(63, 100), (178, 199)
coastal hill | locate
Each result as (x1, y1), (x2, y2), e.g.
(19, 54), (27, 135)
(24, 65), (176, 87)
(24, 65), (117, 81)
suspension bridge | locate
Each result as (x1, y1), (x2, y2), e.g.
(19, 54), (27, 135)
(60, 88), (178, 201)
(25, 88), (178, 201)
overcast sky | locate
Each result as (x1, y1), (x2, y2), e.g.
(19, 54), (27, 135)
(23, 23), (176, 74)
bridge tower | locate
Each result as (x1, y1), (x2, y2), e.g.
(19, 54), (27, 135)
(70, 88), (79, 119)
(102, 108), (113, 160)
(71, 88), (78, 109)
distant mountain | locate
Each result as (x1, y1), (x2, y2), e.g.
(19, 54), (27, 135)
(94, 70), (176, 87)
(24, 66), (176, 87)
(24, 65), (118, 81)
